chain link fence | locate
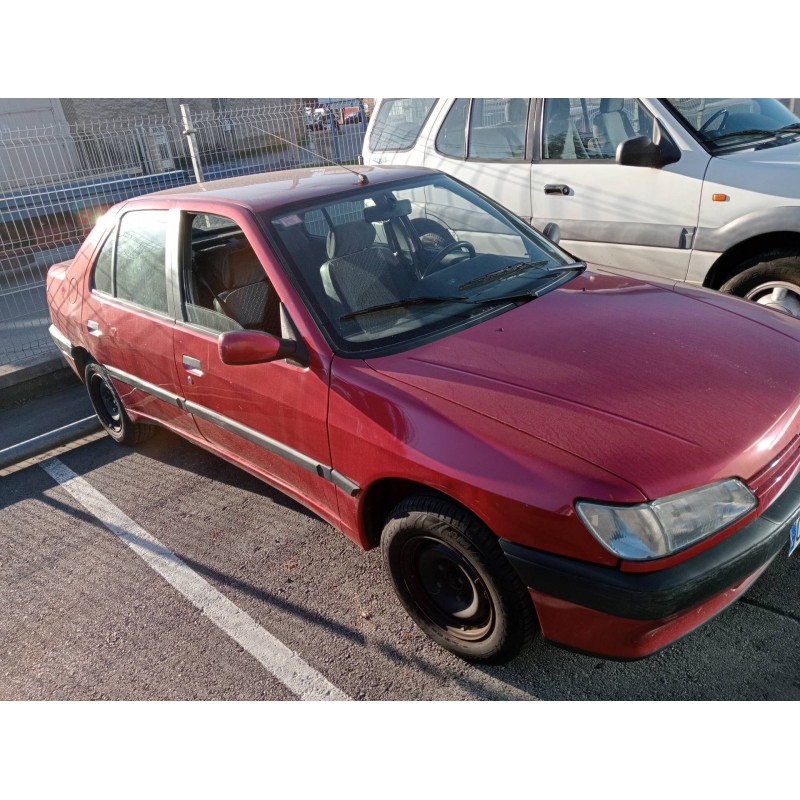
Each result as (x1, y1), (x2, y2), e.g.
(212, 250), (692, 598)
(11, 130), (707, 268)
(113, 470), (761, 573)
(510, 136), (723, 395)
(0, 99), (369, 367)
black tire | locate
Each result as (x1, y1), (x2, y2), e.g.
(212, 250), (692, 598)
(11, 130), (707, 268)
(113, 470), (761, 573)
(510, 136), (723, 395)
(719, 254), (800, 316)
(381, 494), (538, 664)
(84, 361), (156, 446)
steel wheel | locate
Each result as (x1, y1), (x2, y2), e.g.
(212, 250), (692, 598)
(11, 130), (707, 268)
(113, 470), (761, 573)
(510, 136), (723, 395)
(381, 494), (537, 663)
(91, 371), (123, 434)
(400, 535), (495, 643)
(84, 361), (156, 446)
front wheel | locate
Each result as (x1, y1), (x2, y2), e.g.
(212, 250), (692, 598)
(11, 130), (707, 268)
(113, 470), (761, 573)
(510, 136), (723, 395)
(720, 255), (800, 317)
(85, 361), (156, 446)
(381, 494), (537, 664)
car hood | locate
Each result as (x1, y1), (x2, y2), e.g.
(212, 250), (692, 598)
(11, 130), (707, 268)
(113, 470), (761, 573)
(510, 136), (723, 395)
(365, 271), (800, 499)
(708, 137), (800, 201)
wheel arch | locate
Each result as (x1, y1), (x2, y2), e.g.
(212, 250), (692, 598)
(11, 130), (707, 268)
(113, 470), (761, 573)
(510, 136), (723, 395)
(704, 232), (800, 289)
(360, 477), (489, 550)
(72, 346), (92, 381)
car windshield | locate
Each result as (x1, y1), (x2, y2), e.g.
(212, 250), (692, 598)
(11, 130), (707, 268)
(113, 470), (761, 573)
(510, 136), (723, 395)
(266, 174), (582, 355)
(666, 98), (800, 150)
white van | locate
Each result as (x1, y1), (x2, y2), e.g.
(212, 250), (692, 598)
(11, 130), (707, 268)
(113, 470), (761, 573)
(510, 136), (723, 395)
(362, 98), (800, 314)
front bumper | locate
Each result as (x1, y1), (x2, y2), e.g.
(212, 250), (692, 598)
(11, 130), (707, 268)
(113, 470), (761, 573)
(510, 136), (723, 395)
(499, 469), (800, 658)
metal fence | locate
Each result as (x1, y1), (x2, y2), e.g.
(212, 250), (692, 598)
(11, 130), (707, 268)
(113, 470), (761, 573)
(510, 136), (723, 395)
(0, 99), (369, 367)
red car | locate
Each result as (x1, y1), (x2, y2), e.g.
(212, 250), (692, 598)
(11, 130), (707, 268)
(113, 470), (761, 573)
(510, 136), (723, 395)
(46, 165), (800, 664)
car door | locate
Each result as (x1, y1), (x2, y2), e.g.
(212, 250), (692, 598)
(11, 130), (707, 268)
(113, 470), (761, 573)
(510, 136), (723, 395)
(423, 98), (534, 223)
(170, 208), (338, 521)
(531, 98), (710, 280)
(81, 205), (198, 437)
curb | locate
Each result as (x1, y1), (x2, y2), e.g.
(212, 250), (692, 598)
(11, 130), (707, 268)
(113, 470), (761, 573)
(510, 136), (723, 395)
(0, 416), (102, 471)
(0, 353), (80, 410)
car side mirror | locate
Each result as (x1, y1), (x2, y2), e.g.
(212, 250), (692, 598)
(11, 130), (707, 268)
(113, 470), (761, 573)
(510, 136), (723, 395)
(219, 330), (308, 367)
(616, 120), (680, 168)
(542, 222), (561, 245)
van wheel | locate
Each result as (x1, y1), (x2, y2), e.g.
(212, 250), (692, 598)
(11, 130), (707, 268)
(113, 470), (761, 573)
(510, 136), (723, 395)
(720, 255), (800, 317)
(85, 362), (156, 446)
(381, 494), (537, 664)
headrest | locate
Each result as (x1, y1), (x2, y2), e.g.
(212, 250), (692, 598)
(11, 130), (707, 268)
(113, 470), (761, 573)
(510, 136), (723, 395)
(546, 98), (571, 122)
(197, 239), (265, 288)
(600, 98), (625, 114)
(504, 98), (528, 124)
(326, 221), (376, 259)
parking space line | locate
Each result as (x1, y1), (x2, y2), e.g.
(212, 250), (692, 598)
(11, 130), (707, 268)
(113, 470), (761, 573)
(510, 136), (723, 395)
(40, 457), (350, 701)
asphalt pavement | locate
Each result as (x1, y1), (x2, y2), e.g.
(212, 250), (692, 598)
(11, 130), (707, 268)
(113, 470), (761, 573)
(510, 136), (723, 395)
(0, 354), (98, 475)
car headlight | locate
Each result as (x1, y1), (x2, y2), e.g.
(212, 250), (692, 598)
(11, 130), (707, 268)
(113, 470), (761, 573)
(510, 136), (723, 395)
(575, 478), (757, 561)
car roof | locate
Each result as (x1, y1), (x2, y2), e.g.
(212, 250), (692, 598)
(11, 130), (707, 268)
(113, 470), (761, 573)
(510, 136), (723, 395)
(144, 165), (436, 214)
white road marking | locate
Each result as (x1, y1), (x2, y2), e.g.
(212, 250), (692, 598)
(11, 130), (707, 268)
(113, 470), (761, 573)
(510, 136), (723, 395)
(40, 457), (350, 701)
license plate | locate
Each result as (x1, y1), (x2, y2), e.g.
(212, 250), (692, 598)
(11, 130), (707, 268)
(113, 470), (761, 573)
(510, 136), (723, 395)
(790, 518), (800, 557)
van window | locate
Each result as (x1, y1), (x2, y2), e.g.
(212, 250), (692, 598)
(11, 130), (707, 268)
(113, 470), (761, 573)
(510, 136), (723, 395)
(368, 98), (437, 152)
(467, 98), (528, 160)
(542, 98), (654, 160)
(436, 99), (469, 157)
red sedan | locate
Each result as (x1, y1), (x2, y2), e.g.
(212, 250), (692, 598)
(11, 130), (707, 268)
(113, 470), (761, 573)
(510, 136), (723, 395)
(46, 165), (800, 663)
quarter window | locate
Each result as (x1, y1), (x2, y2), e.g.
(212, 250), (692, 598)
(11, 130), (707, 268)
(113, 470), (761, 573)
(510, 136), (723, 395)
(368, 98), (437, 152)
(92, 232), (114, 295)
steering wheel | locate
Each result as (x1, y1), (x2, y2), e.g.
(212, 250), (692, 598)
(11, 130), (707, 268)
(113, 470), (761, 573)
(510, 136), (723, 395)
(425, 240), (476, 272)
(699, 108), (729, 135)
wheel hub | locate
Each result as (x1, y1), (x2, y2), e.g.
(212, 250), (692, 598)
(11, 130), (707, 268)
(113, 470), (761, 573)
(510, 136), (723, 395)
(401, 536), (494, 641)
(745, 281), (800, 317)
(93, 375), (122, 432)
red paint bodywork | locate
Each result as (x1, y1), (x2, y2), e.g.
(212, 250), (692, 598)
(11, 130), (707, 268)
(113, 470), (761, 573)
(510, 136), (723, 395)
(45, 166), (800, 660)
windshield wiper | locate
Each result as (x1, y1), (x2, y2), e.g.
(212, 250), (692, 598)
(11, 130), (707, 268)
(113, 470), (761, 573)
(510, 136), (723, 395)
(776, 122), (800, 135)
(340, 289), (549, 322)
(341, 262), (587, 321)
(340, 295), (476, 321)
(707, 128), (783, 146)
(458, 259), (584, 291)
(458, 259), (551, 290)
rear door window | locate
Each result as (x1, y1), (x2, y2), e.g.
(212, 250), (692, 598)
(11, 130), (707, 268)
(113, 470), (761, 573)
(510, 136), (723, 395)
(115, 210), (170, 313)
(368, 98), (437, 152)
(90, 209), (170, 314)
(467, 98), (528, 160)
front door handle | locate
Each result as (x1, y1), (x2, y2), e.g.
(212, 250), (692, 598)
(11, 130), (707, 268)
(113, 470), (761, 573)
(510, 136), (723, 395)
(182, 355), (203, 377)
(87, 319), (103, 337)
(544, 184), (571, 196)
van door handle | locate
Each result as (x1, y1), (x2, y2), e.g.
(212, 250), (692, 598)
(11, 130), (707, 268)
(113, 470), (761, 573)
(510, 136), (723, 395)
(544, 184), (571, 196)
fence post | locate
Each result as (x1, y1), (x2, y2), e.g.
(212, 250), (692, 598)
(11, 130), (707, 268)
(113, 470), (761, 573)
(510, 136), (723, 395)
(180, 103), (204, 183)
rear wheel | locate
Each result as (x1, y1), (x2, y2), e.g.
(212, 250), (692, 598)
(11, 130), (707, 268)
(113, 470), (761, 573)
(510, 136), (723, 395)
(720, 254), (800, 317)
(381, 494), (537, 664)
(85, 362), (156, 446)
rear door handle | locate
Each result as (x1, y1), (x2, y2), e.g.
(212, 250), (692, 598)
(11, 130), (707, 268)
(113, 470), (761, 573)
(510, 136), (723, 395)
(544, 184), (571, 195)
(87, 319), (102, 337)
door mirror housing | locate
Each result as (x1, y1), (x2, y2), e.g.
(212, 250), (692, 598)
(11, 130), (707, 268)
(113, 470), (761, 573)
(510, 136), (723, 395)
(542, 222), (561, 245)
(617, 120), (680, 168)
(219, 330), (307, 367)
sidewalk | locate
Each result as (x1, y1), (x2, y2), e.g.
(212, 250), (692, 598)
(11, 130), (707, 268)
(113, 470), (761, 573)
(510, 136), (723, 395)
(0, 353), (102, 474)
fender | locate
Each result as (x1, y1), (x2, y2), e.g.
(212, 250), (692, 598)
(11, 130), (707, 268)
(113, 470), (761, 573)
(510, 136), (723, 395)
(694, 205), (800, 253)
